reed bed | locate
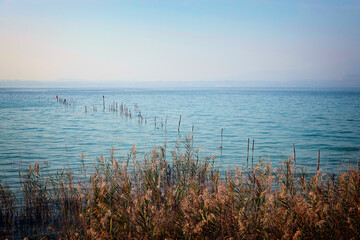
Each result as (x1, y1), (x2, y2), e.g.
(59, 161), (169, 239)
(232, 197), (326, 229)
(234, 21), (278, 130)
(1, 137), (359, 239)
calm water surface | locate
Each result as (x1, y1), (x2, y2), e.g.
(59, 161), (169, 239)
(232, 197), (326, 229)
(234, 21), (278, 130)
(1, 88), (359, 188)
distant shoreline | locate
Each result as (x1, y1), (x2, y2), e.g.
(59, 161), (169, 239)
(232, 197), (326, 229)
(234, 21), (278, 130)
(1, 79), (360, 90)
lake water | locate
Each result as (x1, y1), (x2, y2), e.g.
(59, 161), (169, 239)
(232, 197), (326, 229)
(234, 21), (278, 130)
(1, 88), (360, 188)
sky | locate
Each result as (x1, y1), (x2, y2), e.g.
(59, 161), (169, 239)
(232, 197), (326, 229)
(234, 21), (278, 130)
(0, 0), (360, 88)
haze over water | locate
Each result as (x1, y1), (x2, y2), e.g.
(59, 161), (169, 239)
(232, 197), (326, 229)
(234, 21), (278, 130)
(1, 87), (359, 188)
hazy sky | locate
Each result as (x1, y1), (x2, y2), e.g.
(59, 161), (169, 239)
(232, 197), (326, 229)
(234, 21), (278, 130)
(0, 0), (360, 87)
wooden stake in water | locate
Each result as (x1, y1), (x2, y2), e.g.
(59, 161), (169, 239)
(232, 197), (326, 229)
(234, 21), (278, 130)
(252, 139), (255, 169)
(220, 128), (223, 148)
(178, 115), (181, 133)
(85, 106), (87, 113)
(155, 117), (157, 129)
(293, 143), (296, 167)
(103, 96), (105, 111)
(220, 128), (223, 156)
(317, 150), (320, 172)
(165, 115), (168, 131)
(247, 138), (250, 169)
(192, 124), (194, 140)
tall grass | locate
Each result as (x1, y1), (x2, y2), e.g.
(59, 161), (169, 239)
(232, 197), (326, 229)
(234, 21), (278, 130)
(1, 137), (359, 239)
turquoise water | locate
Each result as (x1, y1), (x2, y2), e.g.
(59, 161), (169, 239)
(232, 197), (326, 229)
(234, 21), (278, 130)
(1, 88), (360, 188)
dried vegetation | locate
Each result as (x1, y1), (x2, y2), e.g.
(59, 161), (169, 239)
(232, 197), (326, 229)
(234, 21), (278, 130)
(1, 137), (359, 239)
